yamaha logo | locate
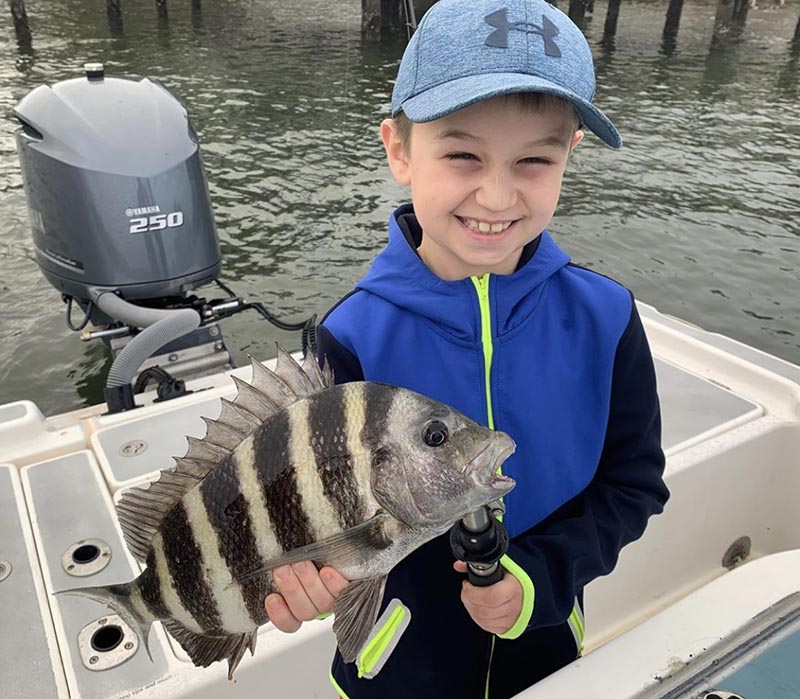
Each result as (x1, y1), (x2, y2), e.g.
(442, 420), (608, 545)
(125, 205), (161, 217)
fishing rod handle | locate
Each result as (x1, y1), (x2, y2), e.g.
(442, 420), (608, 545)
(467, 561), (504, 587)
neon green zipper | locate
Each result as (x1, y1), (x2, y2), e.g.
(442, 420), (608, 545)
(470, 274), (495, 430)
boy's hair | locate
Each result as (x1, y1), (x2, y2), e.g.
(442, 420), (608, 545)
(392, 92), (582, 153)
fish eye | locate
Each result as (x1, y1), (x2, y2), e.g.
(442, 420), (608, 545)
(422, 420), (449, 447)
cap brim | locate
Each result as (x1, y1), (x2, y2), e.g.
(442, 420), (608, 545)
(395, 73), (622, 149)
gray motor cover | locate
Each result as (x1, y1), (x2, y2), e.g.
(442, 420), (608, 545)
(14, 71), (221, 302)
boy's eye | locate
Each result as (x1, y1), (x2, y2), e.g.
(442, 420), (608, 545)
(520, 157), (553, 165)
(445, 152), (478, 161)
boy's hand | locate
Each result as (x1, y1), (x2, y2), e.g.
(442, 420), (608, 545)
(454, 561), (523, 635)
(265, 562), (349, 633)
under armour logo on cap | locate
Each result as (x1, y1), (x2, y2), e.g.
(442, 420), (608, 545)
(484, 8), (561, 56)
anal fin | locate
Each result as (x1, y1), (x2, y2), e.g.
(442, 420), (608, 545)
(162, 619), (257, 680)
(332, 576), (387, 663)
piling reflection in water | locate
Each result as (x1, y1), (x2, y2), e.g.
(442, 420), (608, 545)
(9, 0), (32, 51)
(106, 0), (123, 36)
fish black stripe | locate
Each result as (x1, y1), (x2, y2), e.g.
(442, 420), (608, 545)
(161, 501), (223, 632)
(308, 386), (365, 529)
(139, 550), (171, 620)
(254, 410), (315, 551)
(361, 383), (392, 453)
(200, 461), (269, 625)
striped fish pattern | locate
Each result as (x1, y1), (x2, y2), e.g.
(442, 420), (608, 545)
(60, 347), (516, 678)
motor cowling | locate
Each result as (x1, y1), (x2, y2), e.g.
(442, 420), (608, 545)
(14, 63), (221, 308)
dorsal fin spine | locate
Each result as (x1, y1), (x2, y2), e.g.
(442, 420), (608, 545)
(231, 376), (279, 420)
(116, 345), (333, 564)
(275, 344), (316, 395)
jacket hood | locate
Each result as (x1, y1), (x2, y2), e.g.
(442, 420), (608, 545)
(357, 204), (571, 342)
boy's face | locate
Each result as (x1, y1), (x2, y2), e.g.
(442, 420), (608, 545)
(382, 96), (583, 280)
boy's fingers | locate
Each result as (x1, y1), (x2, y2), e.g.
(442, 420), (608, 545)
(319, 566), (350, 598)
(461, 580), (516, 609)
(273, 565), (319, 622)
(264, 593), (302, 633)
(461, 597), (518, 620)
(291, 561), (336, 614)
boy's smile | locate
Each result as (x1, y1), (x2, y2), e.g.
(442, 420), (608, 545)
(382, 96), (583, 281)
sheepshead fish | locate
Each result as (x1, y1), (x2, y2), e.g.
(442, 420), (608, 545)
(61, 347), (516, 678)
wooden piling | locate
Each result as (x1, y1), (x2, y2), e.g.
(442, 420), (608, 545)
(106, 0), (123, 34)
(155, 0), (167, 20)
(381, 0), (404, 32)
(659, 0), (684, 54)
(362, 0), (381, 41)
(191, 0), (202, 29)
(9, 0), (32, 46)
(732, 0), (749, 21)
(794, 9), (800, 45)
(603, 0), (622, 40)
(711, 0), (736, 50)
(568, 0), (590, 27)
(663, 0), (684, 38)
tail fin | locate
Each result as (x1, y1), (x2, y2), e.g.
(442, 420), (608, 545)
(55, 582), (155, 661)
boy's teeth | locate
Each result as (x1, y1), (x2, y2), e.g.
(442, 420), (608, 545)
(462, 218), (513, 234)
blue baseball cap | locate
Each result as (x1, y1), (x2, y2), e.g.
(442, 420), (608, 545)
(391, 0), (621, 148)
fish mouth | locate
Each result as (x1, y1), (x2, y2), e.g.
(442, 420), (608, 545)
(467, 433), (516, 493)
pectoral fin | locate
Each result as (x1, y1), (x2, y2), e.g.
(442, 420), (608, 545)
(333, 576), (387, 663)
(230, 513), (393, 587)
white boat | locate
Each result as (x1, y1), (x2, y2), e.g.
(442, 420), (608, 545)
(2, 300), (798, 699)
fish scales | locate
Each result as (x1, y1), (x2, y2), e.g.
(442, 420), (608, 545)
(252, 409), (316, 552)
(160, 502), (223, 632)
(150, 530), (204, 634)
(183, 486), (254, 633)
(232, 437), (283, 574)
(286, 397), (351, 542)
(200, 476), (270, 631)
(59, 348), (517, 678)
(308, 384), (373, 531)
(341, 383), (384, 520)
(360, 382), (394, 455)
(199, 445), (272, 627)
(127, 583), (154, 627)
(192, 449), (269, 628)
(139, 550), (171, 621)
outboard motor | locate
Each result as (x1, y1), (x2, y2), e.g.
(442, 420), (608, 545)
(14, 63), (314, 412)
(14, 62), (221, 308)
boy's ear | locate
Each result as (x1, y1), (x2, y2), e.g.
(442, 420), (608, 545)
(381, 118), (411, 186)
(570, 129), (585, 152)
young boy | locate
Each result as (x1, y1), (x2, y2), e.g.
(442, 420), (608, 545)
(264, 0), (669, 696)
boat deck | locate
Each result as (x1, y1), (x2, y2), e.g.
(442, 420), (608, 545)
(1, 301), (798, 699)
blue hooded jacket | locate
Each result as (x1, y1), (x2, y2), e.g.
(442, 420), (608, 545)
(318, 204), (668, 699)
